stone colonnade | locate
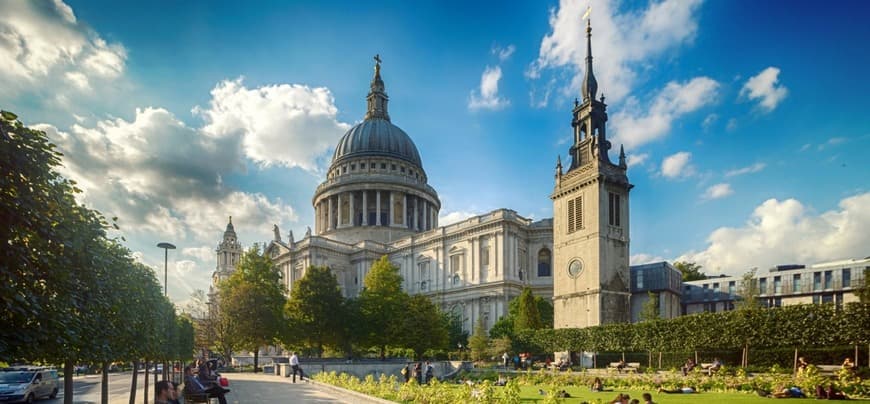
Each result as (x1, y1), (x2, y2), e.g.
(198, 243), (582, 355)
(315, 190), (438, 234)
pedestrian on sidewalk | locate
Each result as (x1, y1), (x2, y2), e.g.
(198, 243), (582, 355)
(290, 352), (304, 383)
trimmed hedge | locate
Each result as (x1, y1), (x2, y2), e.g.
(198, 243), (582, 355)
(515, 303), (870, 355)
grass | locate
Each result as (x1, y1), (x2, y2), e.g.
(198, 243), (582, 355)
(517, 386), (870, 403)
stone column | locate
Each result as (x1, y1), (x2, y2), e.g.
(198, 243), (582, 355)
(413, 196), (419, 231)
(389, 192), (395, 227)
(349, 192), (355, 226)
(402, 193), (411, 229)
(327, 197), (333, 231)
(375, 191), (381, 226)
(362, 191), (368, 225)
(337, 193), (343, 228)
(423, 200), (429, 230)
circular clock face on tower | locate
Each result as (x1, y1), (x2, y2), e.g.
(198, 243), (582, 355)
(568, 259), (583, 278)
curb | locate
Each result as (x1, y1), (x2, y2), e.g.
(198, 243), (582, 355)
(308, 380), (396, 404)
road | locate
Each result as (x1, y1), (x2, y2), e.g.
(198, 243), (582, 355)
(38, 371), (351, 403)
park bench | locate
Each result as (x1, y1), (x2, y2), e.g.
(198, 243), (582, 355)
(607, 362), (640, 373)
(183, 391), (217, 403)
(699, 363), (720, 375)
(816, 365), (842, 376)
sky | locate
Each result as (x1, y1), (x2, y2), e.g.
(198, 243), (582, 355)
(2, 0), (869, 306)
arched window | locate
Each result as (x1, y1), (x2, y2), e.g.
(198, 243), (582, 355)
(537, 248), (552, 277)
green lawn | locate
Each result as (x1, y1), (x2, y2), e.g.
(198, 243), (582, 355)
(518, 386), (870, 403)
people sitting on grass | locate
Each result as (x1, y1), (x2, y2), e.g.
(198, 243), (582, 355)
(681, 358), (696, 376)
(816, 384), (848, 400)
(642, 392), (655, 404)
(658, 385), (697, 394)
(765, 384), (805, 398)
(590, 377), (613, 392)
(629, 399), (640, 404)
(609, 393), (631, 403)
(494, 375), (508, 386)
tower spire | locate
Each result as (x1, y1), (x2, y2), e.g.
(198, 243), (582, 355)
(365, 54), (390, 121)
(581, 19), (598, 102)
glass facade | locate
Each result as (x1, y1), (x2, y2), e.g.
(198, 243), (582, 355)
(843, 268), (851, 287)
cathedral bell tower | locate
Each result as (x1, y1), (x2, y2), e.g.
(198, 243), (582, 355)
(552, 20), (633, 329)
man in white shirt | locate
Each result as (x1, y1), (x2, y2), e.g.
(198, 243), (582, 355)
(290, 352), (303, 383)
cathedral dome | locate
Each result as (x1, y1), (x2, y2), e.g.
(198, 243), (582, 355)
(331, 119), (422, 168)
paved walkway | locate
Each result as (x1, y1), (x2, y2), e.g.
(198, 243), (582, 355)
(222, 372), (350, 404)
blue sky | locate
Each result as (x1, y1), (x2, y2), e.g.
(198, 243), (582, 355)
(2, 0), (868, 305)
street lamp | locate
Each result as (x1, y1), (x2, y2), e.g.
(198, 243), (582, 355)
(157, 242), (176, 297)
(157, 242), (175, 381)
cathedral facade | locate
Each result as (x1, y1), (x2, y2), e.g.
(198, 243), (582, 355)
(212, 58), (556, 334)
(211, 24), (632, 335)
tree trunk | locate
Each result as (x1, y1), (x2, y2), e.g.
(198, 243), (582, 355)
(658, 352), (662, 369)
(101, 361), (109, 404)
(254, 349), (260, 373)
(128, 360), (139, 404)
(143, 360), (149, 404)
(793, 348), (798, 376)
(63, 360), (74, 404)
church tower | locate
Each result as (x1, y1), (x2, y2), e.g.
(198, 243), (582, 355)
(552, 20), (633, 328)
(213, 216), (242, 285)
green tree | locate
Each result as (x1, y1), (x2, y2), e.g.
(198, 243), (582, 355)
(489, 288), (553, 339)
(854, 268), (870, 303)
(674, 261), (707, 282)
(218, 246), (286, 372)
(443, 310), (468, 350)
(514, 287), (544, 331)
(736, 268), (762, 310)
(283, 265), (346, 356)
(639, 292), (660, 322)
(399, 295), (449, 359)
(359, 256), (408, 358)
(468, 318), (490, 362)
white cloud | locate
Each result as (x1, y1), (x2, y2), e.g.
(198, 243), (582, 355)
(183, 246), (216, 263)
(702, 183), (733, 200)
(660, 151), (693, 179)
(631, 253), (666, 265)
(493, 44), (516, 62)
(702, 113), (718, 131)
(36, 107), (298, 246)
(468, 66), (510, 111)
(818, 137), (847, 150)
(726, 118), (738, 131)
(740, 66), (788, 112)
(678, 192), (870, 275)
(439, 211), (479, 226)
(626, 152), (649, 167)
(611, 77), (719, 148)
(0, 1), (126, 93)
(64, 71), (89, 90)
(195, 78), (351, 171)
(529, 0), (703, 103)
(725, 162), (766, 177)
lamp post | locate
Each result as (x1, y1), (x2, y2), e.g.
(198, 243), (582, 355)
(157, 242), (175, 381)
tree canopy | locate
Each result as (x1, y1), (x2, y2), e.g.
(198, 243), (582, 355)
(673, 261), (707, 282)
(283, 265), (345, 356)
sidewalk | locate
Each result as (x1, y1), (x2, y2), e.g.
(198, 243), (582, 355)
(220, 372), (350, 403)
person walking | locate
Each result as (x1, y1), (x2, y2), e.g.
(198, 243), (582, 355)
(502, 352), (510, 368)
(290, 352), (303, 383)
